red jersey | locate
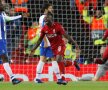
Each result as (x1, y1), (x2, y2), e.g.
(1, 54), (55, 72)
(102, 30), (108, 59)
(40, 22), (65, 50)
(103, 30), (108, 40)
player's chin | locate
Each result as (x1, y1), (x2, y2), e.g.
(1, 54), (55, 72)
(46, 23), (51, 26)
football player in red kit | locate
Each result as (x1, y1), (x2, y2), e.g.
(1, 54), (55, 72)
(30, 12), (80, 84)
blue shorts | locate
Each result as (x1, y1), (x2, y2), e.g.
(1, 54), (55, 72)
(0, 40), (7, 55)
(40, 46), (54, 58)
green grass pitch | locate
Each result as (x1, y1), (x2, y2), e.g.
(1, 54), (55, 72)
(0, 81), (108, 90)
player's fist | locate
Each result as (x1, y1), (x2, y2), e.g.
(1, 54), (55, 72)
(22, 13), (30, 18)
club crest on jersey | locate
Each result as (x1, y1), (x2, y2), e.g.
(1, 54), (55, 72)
(46, 33), (57, 38)
(58, 46), (61, 52)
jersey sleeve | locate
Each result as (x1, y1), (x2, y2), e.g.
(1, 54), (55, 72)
(40, 27), (45, 38)
(2, 12), (22, 22)
(83, 9), (93, 24)
(103, 30), (108, 40)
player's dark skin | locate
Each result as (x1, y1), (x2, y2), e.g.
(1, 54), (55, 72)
(0, 4), (9, 63)
(31, 13), (80, 62)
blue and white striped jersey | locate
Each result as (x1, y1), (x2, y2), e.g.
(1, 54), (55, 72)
(0, 14), (5, 40)
(0, 12), (22, 40)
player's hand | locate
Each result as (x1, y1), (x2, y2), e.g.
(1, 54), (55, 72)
(22, 13), (30, 18)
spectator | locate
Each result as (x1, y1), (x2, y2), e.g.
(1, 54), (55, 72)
(63, 37), (83, 64)
(75, 0), (97, 14)
(25, 22), (40, 56)
(63, 37), (77, 61)
(82, 3), (108, 59)
(10, 12), (32, 64)
(11, 0), (28, 6)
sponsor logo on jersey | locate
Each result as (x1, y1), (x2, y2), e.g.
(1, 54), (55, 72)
(46, 34), (57, 38)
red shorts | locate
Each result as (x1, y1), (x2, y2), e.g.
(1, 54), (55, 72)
(52, 45), (66, 57)
(102, 46), (108, 59)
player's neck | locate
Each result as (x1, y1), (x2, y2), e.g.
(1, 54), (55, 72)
(47, 23), (53, 27)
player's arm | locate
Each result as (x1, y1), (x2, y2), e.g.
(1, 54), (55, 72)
(59, 23), (80, 50)
(83, 6), (93, 24)
(31, 37), (43, 52)
(63, 33), (79, 50)
(63, 33), (80, 59)
(42, 37), (49, 47)
(3, 12), (22, 22)
(30, 28), (45, 54)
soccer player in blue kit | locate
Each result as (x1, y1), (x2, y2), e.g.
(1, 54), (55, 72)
(0, 3), (23, 85)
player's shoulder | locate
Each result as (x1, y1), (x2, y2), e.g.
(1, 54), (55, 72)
(39, 15), (45, 20)
(54, 22), (64, 29)
(54, 22), (61, 25)
(41, 24), (47, 30)
(54, 22), (62, 27)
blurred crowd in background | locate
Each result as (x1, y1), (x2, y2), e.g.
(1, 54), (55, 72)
(0, 0), (107, 64)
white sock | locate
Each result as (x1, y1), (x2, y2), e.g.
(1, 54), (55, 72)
(52, 61), (61, 79)
(36, 60), (45, 79)
(3, 63), (13, 78)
